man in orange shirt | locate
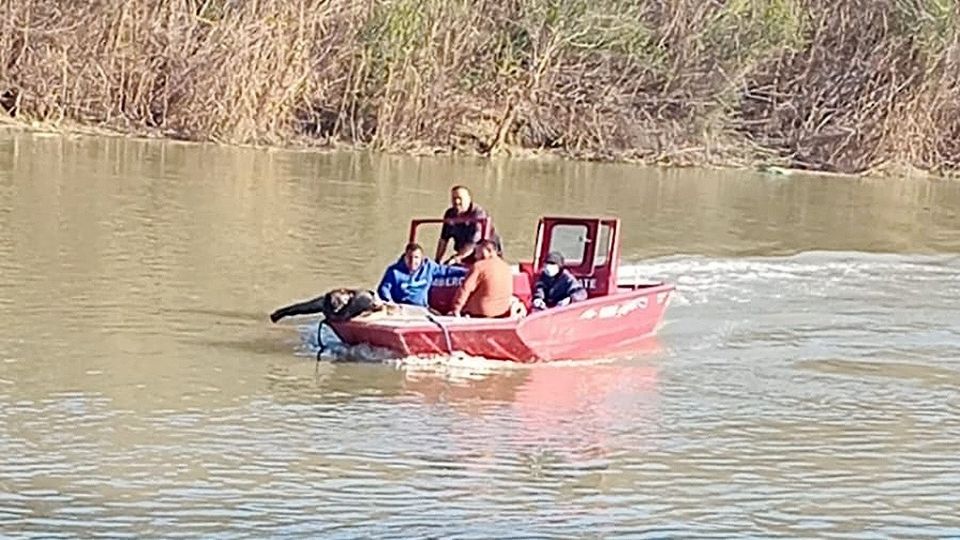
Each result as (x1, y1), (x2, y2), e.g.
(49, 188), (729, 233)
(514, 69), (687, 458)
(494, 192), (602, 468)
(450, 240), (514, 318)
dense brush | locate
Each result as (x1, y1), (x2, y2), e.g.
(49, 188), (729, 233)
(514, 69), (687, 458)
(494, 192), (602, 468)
(1, 0), (957, 175)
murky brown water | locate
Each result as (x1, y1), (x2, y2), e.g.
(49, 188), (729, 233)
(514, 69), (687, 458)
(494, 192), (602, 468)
(1, 131), (959, 538)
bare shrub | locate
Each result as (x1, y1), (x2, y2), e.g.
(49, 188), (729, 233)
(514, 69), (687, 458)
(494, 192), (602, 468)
(1, 0), (958, 173)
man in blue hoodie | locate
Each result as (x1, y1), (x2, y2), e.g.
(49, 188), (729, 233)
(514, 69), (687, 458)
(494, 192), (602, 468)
(377, 242), (468, 307)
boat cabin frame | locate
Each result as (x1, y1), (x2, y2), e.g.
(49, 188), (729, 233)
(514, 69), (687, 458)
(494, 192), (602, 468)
(409, 215), (624, 312)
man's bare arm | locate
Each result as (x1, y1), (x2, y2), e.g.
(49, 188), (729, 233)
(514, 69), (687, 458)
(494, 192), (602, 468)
(447, 242), (475, 263)
(435, 238), (448, 262)
(450, 266), (481, 315)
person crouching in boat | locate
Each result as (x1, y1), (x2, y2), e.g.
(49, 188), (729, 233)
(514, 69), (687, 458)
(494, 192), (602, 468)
(377, 242), (467, 307)
(531, 252), (587, 311)
(449, 240), (514, 318)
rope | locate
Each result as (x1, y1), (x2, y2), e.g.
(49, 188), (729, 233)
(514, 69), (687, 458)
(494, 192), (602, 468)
(316, 319), (333, 361)
(425, 313), (454, 355)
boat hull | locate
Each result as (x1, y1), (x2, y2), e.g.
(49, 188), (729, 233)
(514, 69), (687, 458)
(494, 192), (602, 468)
(328, 283), (674, 362)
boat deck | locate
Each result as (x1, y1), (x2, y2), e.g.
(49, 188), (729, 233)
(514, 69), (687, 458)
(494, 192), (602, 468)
(350, 306), (515, 328)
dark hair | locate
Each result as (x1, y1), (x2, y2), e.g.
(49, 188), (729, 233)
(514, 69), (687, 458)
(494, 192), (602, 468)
(450, 185), (471, 194)
(476, 239), (498, 252)
(404, 242), (423, 254)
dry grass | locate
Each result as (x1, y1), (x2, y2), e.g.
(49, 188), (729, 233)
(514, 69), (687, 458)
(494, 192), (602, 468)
(1, 0), (958, 174)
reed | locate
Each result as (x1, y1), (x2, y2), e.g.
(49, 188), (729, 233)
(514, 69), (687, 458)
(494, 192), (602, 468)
(1, 0), (957, 174)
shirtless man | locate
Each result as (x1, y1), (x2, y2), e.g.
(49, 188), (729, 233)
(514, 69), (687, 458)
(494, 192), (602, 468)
(449, 240), (513, 318)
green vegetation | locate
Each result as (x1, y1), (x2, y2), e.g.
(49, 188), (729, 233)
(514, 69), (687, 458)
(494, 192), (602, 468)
(1, 0), (958, 175)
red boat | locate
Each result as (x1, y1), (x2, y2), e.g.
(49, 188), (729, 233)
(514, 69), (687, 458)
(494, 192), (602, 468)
(327, 216), (674, 362)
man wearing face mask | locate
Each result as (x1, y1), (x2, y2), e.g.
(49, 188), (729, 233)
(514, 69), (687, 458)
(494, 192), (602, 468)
(531, 252), (588, 311)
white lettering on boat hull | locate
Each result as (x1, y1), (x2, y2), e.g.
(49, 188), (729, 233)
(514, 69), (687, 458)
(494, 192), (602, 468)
(432, 277), (465, 287)
(579, 295), (650, 320)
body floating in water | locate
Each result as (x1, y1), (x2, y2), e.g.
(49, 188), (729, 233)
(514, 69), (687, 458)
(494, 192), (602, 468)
(270, 288), (384, 323)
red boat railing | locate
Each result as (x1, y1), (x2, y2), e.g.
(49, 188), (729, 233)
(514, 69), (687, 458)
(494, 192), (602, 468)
(408, 217), (492, 244)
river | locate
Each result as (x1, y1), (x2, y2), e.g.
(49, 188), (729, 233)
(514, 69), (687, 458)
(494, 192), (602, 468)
(1, 131), (959, 538)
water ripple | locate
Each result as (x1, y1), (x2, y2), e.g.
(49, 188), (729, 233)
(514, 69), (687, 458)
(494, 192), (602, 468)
(3, 134), (960, 538)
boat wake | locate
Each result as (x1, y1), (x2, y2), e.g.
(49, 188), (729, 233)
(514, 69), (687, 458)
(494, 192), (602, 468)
(282, 251), (959, 369)
(619, 251), (960, 360)
(620, 251), (960, 306)
(291, 318), (627, 380)
(293, 323), (397, 362)
(292, 321), (527, 377)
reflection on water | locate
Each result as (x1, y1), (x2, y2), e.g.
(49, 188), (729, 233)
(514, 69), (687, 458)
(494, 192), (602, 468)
(1, 131), (960, 537)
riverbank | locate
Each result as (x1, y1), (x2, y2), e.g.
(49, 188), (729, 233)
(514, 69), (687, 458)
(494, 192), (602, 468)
(2, 0), (957, 177)
(1, 107), (943, 183)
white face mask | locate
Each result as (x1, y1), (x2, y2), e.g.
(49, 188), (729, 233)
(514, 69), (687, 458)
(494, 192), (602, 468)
(543, 264), (560, 277)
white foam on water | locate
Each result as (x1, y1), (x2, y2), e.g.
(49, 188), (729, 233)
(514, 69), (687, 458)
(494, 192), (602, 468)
(619, 251), (960, 307)
(389, 352), (526, 384)
(289, 317), (627, 379)
(296, 320), (528, 374)
(293, 322), (399, 363)
(278, 251), (960, 369)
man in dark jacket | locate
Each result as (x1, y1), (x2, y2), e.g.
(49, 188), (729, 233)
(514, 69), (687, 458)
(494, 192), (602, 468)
(269, 288), (383, 323)
(532, 252), (588, 311)
(435, 185), (502, 264)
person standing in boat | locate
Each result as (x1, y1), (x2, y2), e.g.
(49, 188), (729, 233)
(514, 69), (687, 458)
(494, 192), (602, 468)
(435, 185), (502, 265)
(377, 242), (467, 307)
(531, 252), (588, 311)
(450, 240), (514, 318)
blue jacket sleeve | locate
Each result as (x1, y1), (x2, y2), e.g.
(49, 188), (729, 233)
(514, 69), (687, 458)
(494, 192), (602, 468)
(562, 273), (587, 302)
(569, 283), (588, 302)
(533, 276), (547, 301)
(431, 260), (468, 279)
(377, 268), (394, 302)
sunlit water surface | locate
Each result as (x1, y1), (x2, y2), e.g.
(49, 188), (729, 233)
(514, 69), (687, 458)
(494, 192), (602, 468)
(1, 132), (959, 538)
